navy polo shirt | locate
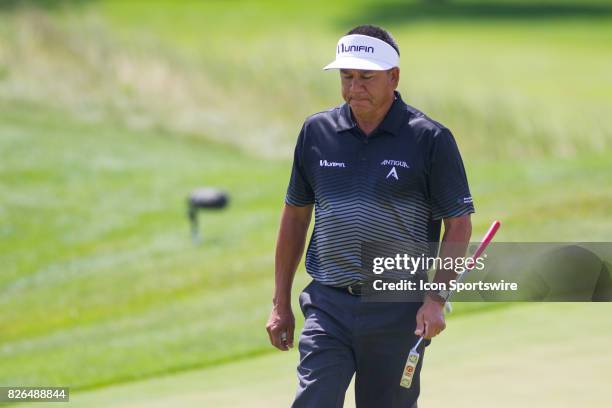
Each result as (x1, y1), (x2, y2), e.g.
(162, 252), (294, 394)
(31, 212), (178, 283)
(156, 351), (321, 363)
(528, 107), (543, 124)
(285, 92), (475, 287)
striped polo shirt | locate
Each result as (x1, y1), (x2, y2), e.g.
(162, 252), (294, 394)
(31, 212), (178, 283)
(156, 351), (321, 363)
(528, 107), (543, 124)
(285, 92), (475, 287)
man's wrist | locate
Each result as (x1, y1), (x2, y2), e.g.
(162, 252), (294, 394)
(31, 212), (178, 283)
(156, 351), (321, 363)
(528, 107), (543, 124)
(272, 295), (291, 309)
(425, 290), (447, 306)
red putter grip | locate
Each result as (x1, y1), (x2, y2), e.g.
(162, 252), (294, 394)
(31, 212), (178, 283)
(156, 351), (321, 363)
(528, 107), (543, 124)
(472, 220), (501, 260)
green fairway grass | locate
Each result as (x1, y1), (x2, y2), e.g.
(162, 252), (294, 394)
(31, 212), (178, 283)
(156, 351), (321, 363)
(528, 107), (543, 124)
(0, 104), (293, 389)
(1, 0), (611, 403)
(11, 302), (612, 407)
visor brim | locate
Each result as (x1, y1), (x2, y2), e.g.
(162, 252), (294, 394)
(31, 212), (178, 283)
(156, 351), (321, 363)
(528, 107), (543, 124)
(323, 57), (396, 71)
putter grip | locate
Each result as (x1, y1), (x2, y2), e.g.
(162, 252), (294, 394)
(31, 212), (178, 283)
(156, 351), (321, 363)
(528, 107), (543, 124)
(472, 220), (501, 260)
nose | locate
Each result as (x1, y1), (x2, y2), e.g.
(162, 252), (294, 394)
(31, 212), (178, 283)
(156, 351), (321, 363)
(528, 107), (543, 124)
(348, 77), (366, 93)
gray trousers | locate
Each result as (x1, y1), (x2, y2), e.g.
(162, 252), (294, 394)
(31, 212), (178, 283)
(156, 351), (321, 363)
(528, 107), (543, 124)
(292, 280), (428, 408)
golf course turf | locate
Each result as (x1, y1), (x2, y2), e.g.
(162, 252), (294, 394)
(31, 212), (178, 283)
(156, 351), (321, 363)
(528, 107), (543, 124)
(1, 1), (611, 406)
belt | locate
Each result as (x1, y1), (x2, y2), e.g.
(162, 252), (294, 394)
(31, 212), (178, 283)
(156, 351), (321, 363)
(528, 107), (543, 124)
(330, 281), (367, 296)
(328, 276), (427, 297)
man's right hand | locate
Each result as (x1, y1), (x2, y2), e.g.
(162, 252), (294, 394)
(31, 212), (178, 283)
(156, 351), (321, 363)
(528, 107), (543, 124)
(267, 204), (311, 351)
(266, 304), (295, 351)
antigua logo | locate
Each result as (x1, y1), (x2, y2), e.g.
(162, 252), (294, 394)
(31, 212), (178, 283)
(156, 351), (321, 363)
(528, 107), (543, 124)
(380, 159), (409, 169)
(386, 167), (399, 180)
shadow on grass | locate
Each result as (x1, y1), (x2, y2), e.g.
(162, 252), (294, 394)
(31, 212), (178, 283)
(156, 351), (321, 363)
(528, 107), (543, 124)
(0, 0), (97, 12)
(340, 1), (612, 26)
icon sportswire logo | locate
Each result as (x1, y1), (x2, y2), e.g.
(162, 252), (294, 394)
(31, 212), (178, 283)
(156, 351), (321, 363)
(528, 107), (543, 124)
(320, 160), (346, 168)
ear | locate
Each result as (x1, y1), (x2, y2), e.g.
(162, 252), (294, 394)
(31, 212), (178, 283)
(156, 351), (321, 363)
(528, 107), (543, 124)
(389, 67), (400, 89)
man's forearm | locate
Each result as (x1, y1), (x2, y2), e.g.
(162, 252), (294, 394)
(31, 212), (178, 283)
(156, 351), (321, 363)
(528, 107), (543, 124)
(430, 215), (472, 298)
(273, 204), (313, 307)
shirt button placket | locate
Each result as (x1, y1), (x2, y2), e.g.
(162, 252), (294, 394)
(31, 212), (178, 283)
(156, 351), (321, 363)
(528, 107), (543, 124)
(360, 137), (368, 162)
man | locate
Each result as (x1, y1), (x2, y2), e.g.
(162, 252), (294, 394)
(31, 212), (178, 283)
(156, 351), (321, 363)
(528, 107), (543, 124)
(266, 25), (474, 407)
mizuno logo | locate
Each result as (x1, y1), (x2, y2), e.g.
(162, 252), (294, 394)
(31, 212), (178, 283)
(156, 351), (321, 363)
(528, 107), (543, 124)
(380, 159), (409, 168)
(337, 44), (375, 54)
(320, 160), (346, 168)
(386, 167), (399, 180)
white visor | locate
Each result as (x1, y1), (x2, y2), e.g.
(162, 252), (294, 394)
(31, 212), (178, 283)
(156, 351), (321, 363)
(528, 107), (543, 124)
(323, 34), (399, 71)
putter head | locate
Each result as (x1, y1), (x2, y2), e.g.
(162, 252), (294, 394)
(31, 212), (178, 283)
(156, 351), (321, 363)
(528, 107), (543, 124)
(400, 349), (420, 388)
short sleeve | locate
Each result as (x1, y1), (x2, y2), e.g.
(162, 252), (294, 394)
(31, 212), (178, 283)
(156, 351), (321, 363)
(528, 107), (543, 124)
(429, 128), (475, 220)
(285, 125), (315, 206)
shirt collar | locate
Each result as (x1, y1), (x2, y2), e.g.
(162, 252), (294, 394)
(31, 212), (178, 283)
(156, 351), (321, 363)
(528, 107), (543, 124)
(335, 91), (408, 136)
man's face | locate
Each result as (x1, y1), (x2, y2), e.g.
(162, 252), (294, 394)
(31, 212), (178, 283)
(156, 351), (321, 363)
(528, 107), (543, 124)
(340, 68), (399, 116)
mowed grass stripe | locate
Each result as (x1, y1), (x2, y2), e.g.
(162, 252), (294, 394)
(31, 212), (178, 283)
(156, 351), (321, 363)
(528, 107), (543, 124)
(0, 106), (295, 389)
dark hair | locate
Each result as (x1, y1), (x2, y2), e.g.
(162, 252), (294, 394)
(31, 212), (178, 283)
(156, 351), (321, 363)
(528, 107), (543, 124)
(346, 25), (400, 56)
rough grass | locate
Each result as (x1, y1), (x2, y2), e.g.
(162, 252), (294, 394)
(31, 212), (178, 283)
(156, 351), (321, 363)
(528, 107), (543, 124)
(1, 0), (611, 158)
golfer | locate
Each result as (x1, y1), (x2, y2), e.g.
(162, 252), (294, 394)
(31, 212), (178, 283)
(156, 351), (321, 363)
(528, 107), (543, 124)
(266, 25), (474, 407)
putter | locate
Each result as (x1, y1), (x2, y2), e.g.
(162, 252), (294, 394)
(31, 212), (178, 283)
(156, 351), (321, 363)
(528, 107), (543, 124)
(399, 220), (501, 388)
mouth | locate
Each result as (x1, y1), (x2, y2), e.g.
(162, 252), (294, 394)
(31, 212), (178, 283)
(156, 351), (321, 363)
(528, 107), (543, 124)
(349, 97), (371, 104)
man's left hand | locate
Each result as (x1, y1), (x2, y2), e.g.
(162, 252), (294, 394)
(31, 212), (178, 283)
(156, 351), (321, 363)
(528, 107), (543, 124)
(414, 294), (446, 339)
